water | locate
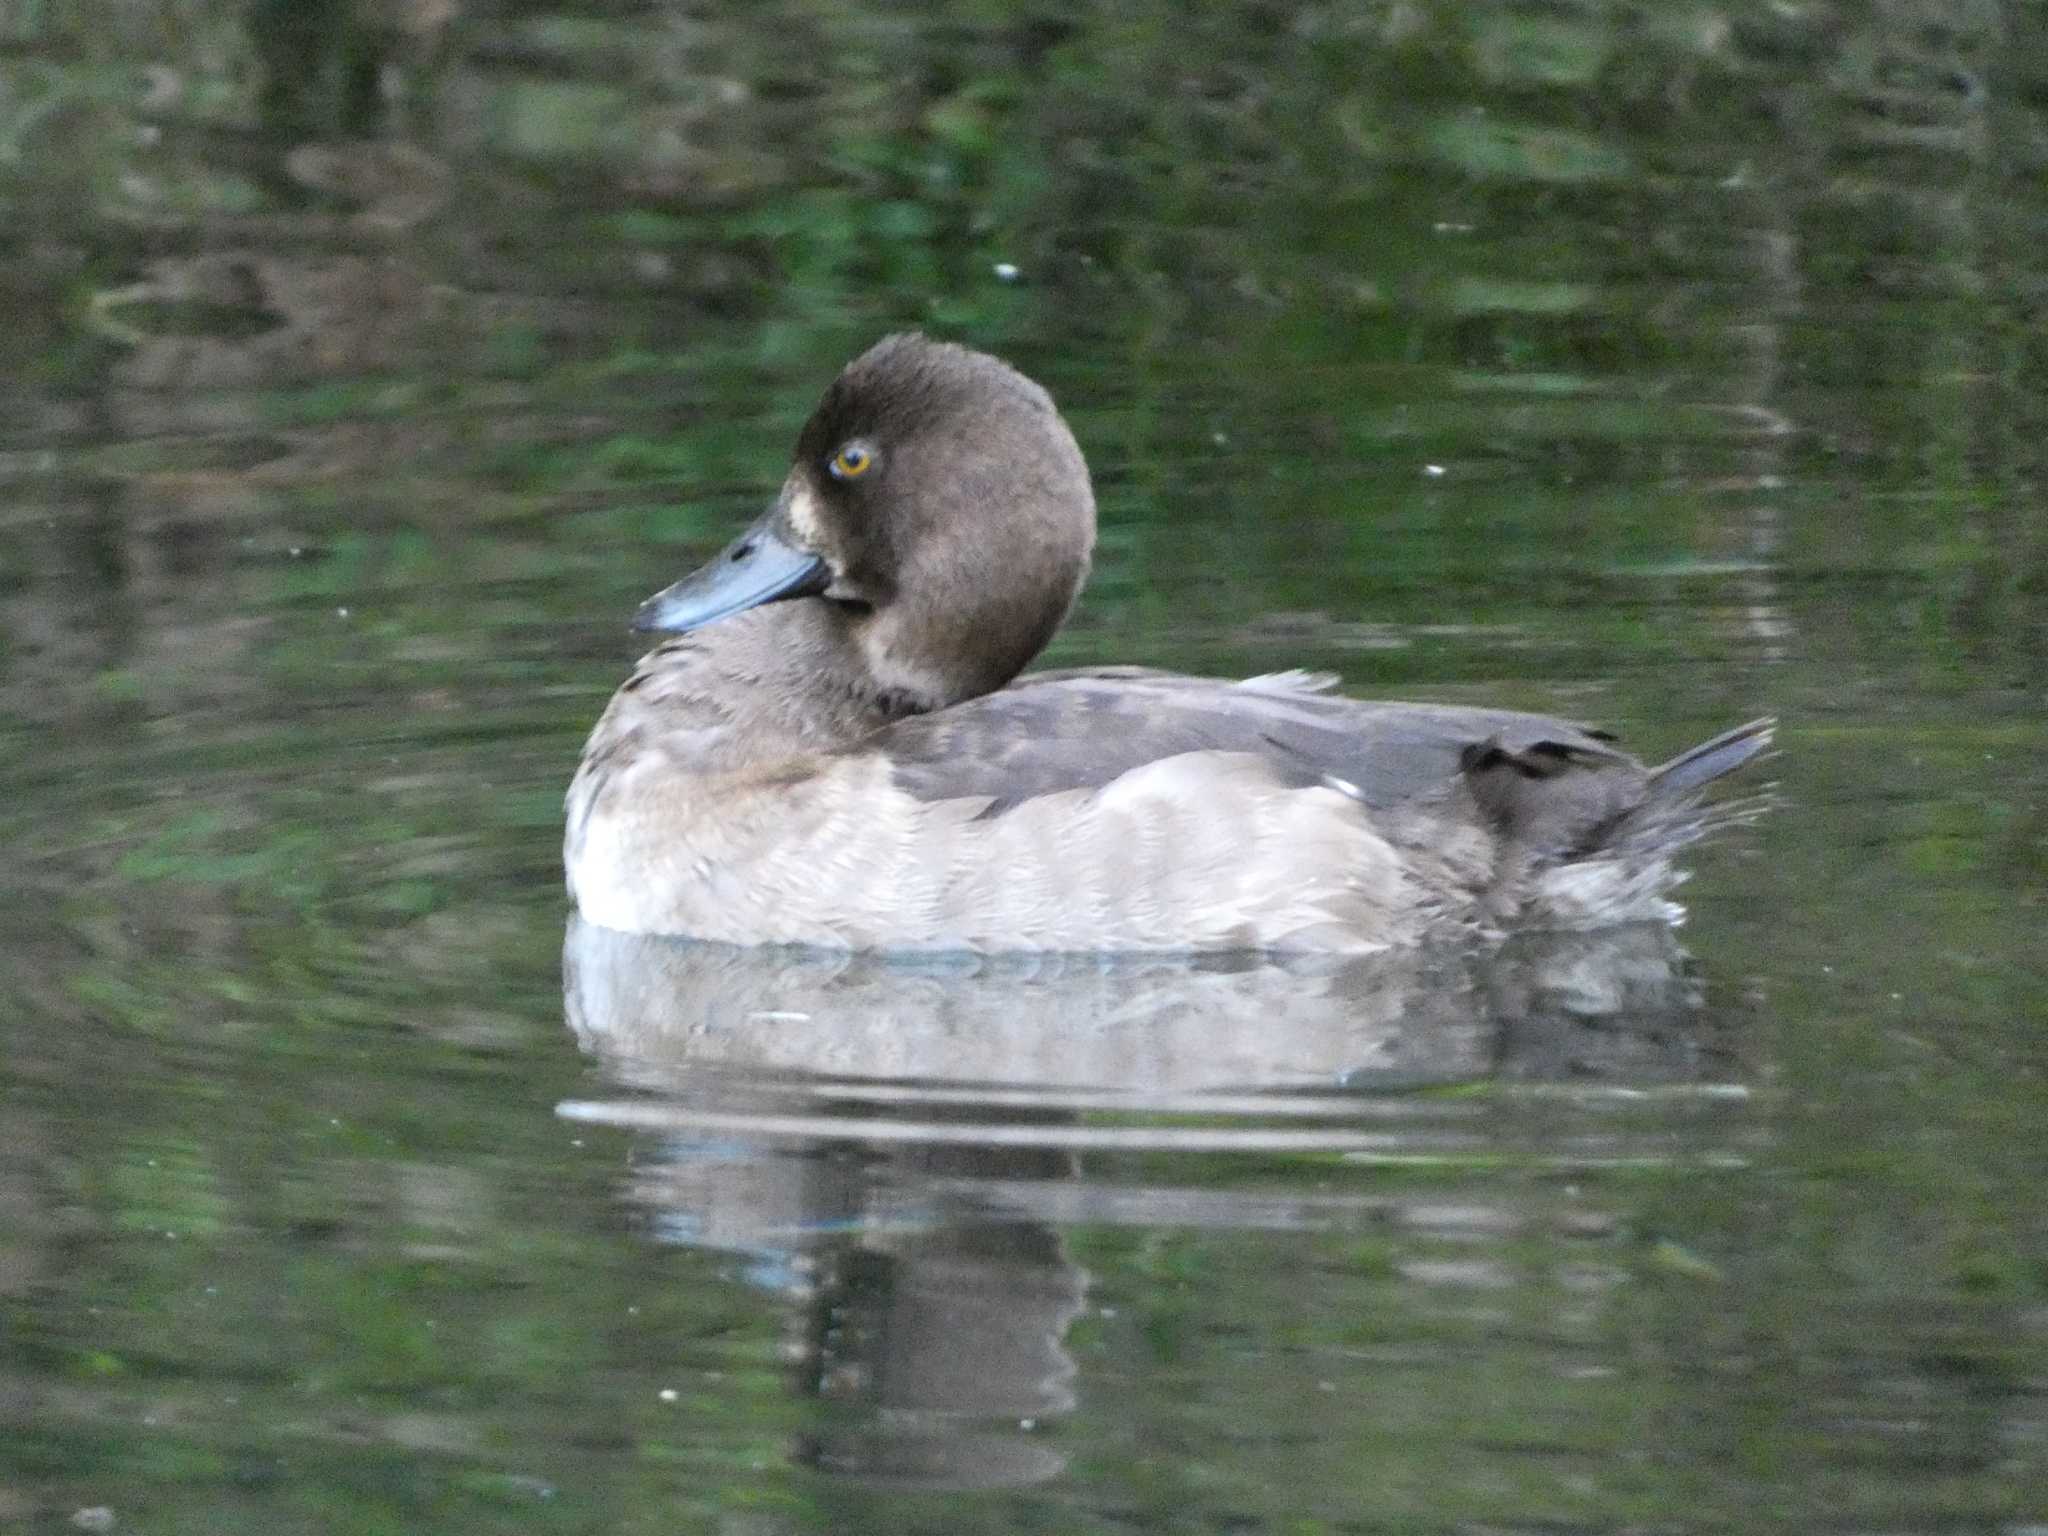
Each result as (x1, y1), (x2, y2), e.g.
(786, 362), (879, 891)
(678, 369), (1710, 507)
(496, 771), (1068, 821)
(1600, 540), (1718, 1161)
(3, 2), (2045, 1531)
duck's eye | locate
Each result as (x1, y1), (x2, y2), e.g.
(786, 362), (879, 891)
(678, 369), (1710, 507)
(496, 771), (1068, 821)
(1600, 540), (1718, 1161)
(829, 442), (876, 481)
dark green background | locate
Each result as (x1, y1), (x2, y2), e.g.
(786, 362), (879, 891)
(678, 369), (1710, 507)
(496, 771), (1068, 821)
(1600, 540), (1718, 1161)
(2, 2), (2043, 1531)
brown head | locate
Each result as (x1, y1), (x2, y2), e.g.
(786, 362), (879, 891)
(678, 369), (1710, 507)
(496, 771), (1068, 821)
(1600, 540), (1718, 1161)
(633, 334), (1096, 710)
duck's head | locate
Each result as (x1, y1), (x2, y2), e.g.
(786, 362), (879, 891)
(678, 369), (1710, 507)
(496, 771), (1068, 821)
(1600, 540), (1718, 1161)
(634, 334), (1096, 710)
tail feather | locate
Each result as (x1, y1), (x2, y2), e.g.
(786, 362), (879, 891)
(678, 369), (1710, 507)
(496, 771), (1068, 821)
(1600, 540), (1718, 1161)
(1647, 717), (1777, 801)
(1602, 715), (1779, 861)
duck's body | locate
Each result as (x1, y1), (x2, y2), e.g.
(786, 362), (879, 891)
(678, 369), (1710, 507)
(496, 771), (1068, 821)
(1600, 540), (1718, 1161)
(567, 335), (1770, 953)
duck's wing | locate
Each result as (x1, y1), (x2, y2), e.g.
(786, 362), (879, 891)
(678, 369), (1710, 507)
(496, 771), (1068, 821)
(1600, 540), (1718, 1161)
(879, 669), (1774, 860)
(879, 669), (1623, 819)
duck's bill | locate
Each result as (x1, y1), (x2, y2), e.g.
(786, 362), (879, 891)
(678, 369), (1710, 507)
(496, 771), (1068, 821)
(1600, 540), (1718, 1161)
(631, 514), (830, 634)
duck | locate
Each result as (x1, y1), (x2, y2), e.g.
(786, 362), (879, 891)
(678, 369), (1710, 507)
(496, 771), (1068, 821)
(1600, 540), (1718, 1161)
(565, 333), (1772, 953)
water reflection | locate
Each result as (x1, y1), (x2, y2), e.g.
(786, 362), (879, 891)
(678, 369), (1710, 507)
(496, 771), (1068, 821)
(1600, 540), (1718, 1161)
(563, 918), (1734, 1096)
(561, 916), (1752, 1489)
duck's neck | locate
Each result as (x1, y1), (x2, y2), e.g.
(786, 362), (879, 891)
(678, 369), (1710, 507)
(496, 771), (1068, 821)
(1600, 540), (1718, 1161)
(596, 603), (927, 776)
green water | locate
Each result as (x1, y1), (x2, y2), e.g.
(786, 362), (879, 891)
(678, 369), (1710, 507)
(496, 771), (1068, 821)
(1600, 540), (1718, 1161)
(2, 3), (2045, 1531)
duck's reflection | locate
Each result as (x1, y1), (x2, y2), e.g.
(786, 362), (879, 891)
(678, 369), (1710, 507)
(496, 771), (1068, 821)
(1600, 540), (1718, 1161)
(561, 917), (1736, 1489)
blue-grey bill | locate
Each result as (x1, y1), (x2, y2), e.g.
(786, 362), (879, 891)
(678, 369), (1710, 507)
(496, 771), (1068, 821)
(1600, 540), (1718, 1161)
(631, 515), (830, 634)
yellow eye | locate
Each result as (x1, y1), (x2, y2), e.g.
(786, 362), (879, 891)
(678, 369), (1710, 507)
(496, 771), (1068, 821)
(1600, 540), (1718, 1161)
(829, 443), (874, 480)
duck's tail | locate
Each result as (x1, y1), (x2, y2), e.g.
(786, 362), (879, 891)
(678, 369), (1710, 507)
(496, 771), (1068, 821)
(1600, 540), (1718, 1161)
(1611, 715), (1779, 856)
(1535, 717), (1777, 930)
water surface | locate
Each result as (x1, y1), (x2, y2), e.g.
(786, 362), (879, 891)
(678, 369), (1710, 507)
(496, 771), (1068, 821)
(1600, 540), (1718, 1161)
(3, 4), (2045, 1532)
